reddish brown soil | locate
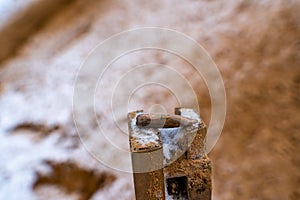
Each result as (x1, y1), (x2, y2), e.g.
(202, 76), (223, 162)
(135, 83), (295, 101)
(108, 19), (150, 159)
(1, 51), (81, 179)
(201, 2), (300, 199)
(33, 161), (116, 200)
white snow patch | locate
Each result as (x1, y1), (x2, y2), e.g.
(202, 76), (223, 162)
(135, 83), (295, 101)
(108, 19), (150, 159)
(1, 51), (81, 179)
(0, 133), (69, 200)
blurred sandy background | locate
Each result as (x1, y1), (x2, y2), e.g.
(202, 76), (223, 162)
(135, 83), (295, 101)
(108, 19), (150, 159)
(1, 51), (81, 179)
(0, 0), (299, 199)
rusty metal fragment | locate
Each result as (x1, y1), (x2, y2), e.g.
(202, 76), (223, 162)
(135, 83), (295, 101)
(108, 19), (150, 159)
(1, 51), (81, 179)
(136, 114), (198, 128)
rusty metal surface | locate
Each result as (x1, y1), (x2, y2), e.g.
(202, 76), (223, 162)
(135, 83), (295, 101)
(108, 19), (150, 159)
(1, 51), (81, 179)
(128, 110), (165, 199)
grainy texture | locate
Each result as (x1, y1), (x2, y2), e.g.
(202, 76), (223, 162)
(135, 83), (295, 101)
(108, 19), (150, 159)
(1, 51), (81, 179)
(163, 108), (211, 200)
(164, 156), (212, 200)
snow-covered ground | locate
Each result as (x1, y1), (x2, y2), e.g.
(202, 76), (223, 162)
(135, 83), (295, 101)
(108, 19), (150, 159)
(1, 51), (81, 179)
(1, 0), (299, 199)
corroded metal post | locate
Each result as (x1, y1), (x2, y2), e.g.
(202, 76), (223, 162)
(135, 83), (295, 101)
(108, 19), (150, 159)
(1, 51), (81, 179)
(128, 110), (165, 199)
(128, 108), (212, 200)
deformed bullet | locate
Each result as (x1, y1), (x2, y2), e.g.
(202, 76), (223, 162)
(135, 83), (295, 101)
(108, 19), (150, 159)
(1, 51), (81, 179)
(136, 114), (198, 128)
